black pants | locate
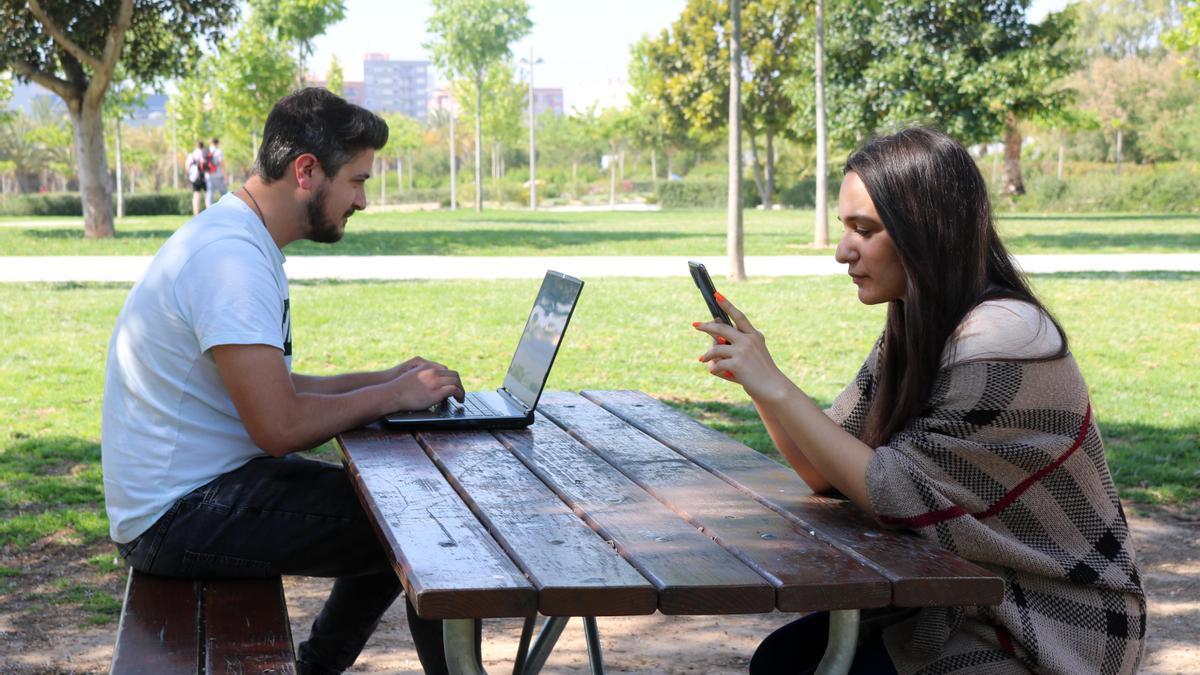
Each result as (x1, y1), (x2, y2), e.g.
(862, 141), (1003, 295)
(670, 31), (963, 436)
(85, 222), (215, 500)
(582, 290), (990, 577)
(117, 455), (454, 674)
(750, 611), (898, 675)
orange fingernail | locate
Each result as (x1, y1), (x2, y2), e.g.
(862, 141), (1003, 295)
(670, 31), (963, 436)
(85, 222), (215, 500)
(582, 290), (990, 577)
(691, 321), (701, 328)
(698, 356), (704, 362)
(724, 371), (735, 379)
(717, 336), (728, 345)
(714, 292), (726, 303)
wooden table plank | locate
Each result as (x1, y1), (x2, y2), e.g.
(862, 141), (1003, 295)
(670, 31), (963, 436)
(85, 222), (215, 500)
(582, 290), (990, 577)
(494, 416), (775, 615)
(203, 578), (296, 674)
(110, 572), (201, 674)
(584, 390), (1005, 607)
(338, 427), (537, 619)
(540, 392), (890, 613)
(418, 429), (658, 617)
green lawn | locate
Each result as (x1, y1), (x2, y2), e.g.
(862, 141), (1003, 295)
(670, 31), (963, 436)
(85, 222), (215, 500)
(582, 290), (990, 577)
(2, 208), (1199, 255)
(1, 273), (1196, 624)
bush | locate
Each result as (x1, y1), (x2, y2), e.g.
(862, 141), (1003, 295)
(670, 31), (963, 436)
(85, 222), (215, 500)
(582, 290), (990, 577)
(0, 191), (193, 216)
(123, 192), (191, 216)
(998, 170), (1200, 212)
(0, 192), (83, 216)
(656, 180), (762, 208)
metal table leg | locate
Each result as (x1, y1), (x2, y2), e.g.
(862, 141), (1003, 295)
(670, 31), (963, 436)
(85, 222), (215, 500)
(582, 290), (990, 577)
(815, 609), (860, 675)
(583, 616), (605, 674)
(445, 618), (485, 675)
(519, 616), (569, 675)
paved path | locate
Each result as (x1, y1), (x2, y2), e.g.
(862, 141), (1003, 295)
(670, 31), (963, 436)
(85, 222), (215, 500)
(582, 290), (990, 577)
(2, 254), (1198, 283)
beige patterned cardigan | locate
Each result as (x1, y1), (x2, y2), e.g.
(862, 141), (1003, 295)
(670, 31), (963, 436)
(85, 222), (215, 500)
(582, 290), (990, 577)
(827, 345), (1146, 674)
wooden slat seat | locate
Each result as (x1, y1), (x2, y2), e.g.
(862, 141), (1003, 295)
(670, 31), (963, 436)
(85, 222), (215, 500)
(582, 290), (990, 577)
(110, 569), (295, 675)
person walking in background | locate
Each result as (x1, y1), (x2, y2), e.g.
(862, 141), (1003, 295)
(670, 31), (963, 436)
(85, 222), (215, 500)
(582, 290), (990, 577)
(186, 140), (207, 215)
(205, 137), (226, 208)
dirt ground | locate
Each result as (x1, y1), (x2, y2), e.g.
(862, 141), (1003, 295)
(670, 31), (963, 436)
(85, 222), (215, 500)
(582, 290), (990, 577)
(1, 506), (1196, 674)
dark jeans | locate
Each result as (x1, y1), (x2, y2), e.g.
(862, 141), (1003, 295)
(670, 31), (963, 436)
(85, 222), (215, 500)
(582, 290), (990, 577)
(116, 455), (452, 674)
(750, 611), (898, 675)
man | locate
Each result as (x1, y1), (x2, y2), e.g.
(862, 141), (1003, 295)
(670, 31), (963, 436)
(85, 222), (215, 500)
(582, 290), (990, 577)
(205, 137), (227, 207)
(102, 88), (462, 675)
(185, 139), (207, 214)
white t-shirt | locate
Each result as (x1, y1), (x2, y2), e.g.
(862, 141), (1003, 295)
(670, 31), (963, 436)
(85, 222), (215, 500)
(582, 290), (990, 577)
(943, 298), (1063, 368)
(101, 193), (291, 543)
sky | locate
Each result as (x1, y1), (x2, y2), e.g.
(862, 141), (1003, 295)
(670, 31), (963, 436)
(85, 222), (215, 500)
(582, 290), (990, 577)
(311, 0), (1073, 112)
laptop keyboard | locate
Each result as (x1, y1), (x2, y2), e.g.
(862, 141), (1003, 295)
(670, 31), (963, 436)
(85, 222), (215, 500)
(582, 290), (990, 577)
(450, 394), (502, 417)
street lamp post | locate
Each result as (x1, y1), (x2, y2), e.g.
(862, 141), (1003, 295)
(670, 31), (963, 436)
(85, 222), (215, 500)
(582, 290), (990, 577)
(520, 49), (543, 210)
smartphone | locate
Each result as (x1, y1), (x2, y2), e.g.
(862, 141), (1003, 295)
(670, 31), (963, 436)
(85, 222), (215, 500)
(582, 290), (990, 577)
(688, 260), (732, 326)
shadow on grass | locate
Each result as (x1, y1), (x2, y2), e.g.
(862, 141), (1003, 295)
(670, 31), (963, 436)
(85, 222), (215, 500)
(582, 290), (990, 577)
(25, 228), (177, 240)
(286, 228), (701, 255)
(1000, 213), (1200, 222)
(1031, 271), (1200, 281)
(1005, 232), (1200, 250)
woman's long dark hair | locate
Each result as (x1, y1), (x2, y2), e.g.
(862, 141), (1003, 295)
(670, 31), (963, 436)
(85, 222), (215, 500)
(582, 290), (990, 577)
(845, 128), (1067, 447)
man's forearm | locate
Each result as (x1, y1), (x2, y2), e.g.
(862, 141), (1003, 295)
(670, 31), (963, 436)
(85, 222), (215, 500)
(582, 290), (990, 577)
(292, 369), (395, 395)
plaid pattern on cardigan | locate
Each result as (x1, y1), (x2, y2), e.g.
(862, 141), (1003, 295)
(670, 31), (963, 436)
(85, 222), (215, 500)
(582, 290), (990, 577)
(828, 347), (1146, 675)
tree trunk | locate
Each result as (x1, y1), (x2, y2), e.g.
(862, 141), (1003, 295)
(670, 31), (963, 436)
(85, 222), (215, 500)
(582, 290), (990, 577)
(765, 130), (775, 209)
(572, 160), (578, 198)
(408, 154), (414, 191)
(609, 140), (617, 209)
(69, 100), (114, 238)
(1002, 112), (1025, 195)
(474, 75), (484, 212)
(380, 156), (387, 204)
(449, 109), (458, 210)
(1057, 143), (1064, 180)
(727, 0), (745, 281)
(747, 128), (766, 207)
(651, 149), (658, 184)
(1115, 128), (1123, 177)
(115, 116), (124, 219)
(397, 158), (403, 194)
(813, 0), (829, 247)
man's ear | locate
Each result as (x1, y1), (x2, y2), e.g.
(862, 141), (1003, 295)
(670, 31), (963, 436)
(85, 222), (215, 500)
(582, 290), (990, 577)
(292, 154), (321, 190)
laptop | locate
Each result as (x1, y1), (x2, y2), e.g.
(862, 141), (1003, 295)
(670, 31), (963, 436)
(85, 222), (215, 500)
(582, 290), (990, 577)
(382, 270), (584, 430)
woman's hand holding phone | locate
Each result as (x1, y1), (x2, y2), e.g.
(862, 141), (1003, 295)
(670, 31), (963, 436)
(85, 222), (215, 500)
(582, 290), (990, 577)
(692, 292), (792, 402)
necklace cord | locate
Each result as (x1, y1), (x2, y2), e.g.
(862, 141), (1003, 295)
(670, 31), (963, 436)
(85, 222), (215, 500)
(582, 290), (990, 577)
(242, 186), (265, 225)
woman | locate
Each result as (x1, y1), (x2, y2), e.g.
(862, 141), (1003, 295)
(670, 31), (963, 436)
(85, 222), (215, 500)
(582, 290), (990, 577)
(694, 128), (1145, 674)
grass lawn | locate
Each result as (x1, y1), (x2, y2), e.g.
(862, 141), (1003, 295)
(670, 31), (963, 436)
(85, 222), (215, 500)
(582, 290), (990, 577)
(2, 273), (1196, 624)
(2, 208), (1199, 256)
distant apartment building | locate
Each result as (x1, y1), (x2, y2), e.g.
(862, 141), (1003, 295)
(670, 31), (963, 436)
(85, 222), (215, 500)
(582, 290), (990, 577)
(363, 54), (430, 121)
(531, 88), (564, 118)
(307, 78), (366, 107)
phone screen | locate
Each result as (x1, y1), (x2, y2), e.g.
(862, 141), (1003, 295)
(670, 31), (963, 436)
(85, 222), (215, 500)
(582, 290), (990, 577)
(688, 261), (732, 326)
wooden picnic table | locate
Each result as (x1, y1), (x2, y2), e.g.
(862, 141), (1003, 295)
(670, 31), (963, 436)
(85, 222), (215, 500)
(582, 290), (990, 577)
(336, 390), (1004, 675)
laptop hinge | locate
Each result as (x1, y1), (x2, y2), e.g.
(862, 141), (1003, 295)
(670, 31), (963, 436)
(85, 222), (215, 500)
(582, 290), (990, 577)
(498, 387), (531, 413)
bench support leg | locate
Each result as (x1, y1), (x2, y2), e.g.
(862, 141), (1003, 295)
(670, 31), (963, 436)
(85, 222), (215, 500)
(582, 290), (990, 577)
(815, 609), (860, 675)
(518, 616), (569, 675)
(444, 618), (486, 675)
(583, 616), (605, 675)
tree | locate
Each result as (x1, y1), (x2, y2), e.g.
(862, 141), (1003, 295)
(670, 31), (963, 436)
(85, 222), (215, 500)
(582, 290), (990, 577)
(728, 0), (744, 281)
(0, 0), (237, 237)
(249, 0), (346, 86)
(1165, 0), (1200, 77)
(636, 0), (805, 207)
(210, 21), (298, 177)
(426, 0), (533, 212)
(811, 0), (1078, 195)
(453, 61), (525, 188)
(380, 113), (423, 193)
(326, 55), (345, 96)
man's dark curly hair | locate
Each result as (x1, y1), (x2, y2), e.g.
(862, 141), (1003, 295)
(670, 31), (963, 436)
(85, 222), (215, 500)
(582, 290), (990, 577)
(255, 88), (388, 182)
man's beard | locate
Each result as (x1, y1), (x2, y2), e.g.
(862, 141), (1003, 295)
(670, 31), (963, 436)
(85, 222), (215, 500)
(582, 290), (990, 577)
(304, 184), (352, 244)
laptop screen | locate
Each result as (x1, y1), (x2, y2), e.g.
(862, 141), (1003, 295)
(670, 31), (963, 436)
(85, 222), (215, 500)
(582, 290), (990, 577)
(502, 271), (584, 409)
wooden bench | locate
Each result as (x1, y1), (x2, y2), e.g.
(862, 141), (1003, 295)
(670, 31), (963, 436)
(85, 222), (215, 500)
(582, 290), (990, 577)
(110, 569), (296, 675)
